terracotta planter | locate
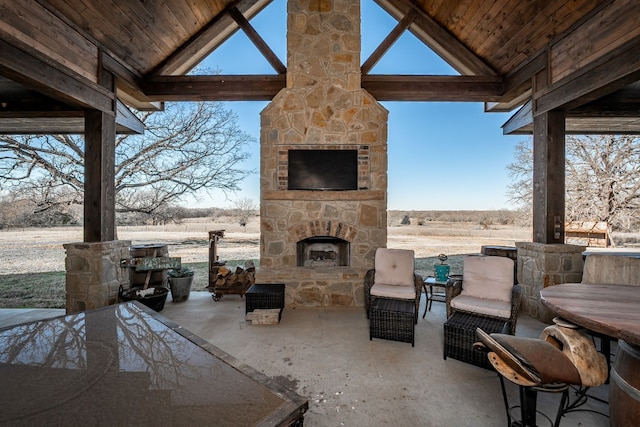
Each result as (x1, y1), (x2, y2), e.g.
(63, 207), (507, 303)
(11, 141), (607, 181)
(169, 276), (193, 302)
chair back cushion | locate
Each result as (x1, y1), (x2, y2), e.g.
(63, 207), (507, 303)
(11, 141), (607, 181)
(461, 255), (514, 302)
(374, 248), (415, 287)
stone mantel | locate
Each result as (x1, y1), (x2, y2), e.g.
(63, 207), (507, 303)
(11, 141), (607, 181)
(263, 190), (386, 201)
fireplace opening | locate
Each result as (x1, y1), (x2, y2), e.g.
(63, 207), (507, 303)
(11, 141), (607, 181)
(297, 236), (350, 267)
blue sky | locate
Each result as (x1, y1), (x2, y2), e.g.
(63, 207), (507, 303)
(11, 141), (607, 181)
(187, 0), (524, 210)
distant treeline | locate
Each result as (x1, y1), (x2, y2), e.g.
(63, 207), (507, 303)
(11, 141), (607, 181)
(388, 209), (526, 227)
(1, 196), (519, 229)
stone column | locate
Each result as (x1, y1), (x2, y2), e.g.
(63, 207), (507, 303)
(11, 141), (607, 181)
(258, 0), (388, 307)
(516, 242), (585, 322)
(64, 240), (130, 313)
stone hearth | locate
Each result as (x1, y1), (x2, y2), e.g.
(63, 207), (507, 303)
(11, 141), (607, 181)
(257, 0), (387, 307)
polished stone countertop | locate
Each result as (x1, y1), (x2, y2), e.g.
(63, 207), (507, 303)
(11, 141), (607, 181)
(0, 302), (307, 426)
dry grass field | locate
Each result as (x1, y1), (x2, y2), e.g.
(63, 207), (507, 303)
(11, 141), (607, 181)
(0, 215), (531, 275)
(0, 214), (534, 308)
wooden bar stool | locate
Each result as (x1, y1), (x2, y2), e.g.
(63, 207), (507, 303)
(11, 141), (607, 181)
(475, 325), (608, 427)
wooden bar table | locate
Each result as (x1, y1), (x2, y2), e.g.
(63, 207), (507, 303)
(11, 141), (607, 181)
(540, 283), (640, 427)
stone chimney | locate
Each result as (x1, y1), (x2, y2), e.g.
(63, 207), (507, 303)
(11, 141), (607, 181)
(257, 0), (388, 307)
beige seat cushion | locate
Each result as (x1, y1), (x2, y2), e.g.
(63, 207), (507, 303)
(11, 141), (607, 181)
(460, 255), (514, 303)
(373, 248), (415, 287)
(450, 294), (511, 319)
(370, 283), (416, 300)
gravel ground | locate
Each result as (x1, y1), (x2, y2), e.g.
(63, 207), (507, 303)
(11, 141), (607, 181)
(0, 218), (531, 274)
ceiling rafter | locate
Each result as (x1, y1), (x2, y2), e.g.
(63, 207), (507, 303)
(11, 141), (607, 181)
(228, 7), (285, 74)
(361, 9), (417, 75)
(373, 0), (496, 76)
(151, 0), (273, 76)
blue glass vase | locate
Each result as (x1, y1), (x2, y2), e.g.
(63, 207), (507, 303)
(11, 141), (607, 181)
(434, 264), (450, 282)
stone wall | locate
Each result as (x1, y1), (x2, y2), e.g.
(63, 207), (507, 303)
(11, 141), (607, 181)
(516, 242), (585, 322)
(582, 253), (640, 285)
(64, 240), (131, 313)
(257, 0), (387, 307)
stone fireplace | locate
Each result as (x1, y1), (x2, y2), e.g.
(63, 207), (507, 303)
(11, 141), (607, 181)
(257, 0), (388, 307)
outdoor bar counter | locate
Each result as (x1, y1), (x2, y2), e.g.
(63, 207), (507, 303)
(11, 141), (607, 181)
(0, 301), (307, 426)
(540, 283), (640, 426)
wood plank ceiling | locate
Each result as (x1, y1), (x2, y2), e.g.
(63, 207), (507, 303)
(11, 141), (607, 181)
(0, 0), (639, 134)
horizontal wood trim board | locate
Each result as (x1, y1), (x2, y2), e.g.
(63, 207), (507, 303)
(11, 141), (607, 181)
(501, 100), (533, 135)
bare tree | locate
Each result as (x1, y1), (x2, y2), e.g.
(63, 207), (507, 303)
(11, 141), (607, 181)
(232, 197), (257, 228)
(506, 135), (640, 231)
(506, 139), (534, 211)
(0, 102), (254, 223)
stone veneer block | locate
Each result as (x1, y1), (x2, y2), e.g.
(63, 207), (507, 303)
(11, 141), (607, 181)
(63, 240), (131, 313)
(516, 242), (585, 322)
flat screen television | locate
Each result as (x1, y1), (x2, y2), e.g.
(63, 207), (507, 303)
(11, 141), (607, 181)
(287, 149), (358, 191)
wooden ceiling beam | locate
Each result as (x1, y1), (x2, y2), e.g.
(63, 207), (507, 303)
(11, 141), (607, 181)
(0, 99), (143, 134)
(361, 75), (503, 101)
(228, 7), (285, 74)
(373, 0), (496, 76)
(100, 52), (163, 111)
(142, 74), (507, 102)
(143, 74), (286, 101)
(0, 39), (114, 113)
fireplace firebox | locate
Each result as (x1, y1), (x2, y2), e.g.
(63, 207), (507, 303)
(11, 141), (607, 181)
(297, 236), (350, 267)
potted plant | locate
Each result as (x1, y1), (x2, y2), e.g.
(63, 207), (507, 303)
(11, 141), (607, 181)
(168, 267), (194, 302)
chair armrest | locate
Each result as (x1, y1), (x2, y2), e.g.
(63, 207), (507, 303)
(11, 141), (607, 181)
(413, 273), (423, 322)
(508, 285), (522, 334)
(445, 277), (463, 318)
(413, 274), (423, 296)
(364, 269), (375, 312)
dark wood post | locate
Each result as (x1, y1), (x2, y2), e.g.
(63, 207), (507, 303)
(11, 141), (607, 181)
(84, 109), (116, 242)
(84, 67), (117, 242)
(532, 109), (565, 243)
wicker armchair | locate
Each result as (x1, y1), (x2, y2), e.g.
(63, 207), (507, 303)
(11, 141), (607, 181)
(445, 255), (521, 335)
(364, 248), (422, 324)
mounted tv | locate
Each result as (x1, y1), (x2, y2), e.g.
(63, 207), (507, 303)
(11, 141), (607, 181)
(288, 149), (358, 191)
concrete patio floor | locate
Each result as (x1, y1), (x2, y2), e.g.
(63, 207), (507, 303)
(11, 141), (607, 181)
(0, 292), (610, 426)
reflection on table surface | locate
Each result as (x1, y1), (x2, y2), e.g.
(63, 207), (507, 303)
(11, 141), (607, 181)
(540, 283), (640, 346)
(0, 302), (307, 426)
